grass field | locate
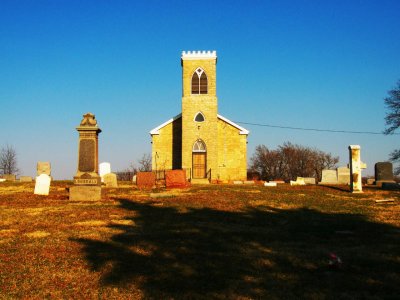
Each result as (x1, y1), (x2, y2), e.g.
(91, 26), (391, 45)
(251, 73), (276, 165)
(0, 181), (399, 299)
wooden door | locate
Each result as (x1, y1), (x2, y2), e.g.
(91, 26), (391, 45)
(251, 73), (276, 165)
(193, 152), (206, 178)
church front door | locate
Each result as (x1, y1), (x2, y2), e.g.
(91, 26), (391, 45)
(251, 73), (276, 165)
(193, 152), (206, 178)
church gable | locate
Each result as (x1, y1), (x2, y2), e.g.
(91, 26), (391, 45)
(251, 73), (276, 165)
(217, 114), (249, 135)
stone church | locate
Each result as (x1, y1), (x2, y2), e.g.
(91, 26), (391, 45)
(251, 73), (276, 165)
(150, 51), (249, 182)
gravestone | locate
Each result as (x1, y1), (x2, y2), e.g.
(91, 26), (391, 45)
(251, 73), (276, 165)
(0, 179), (5, 182)
(165, 170), (188, 188)
(137, 172), (156, 189)
(3, 174), (16, 181)
(20, 176), (33, 182)
(349, 145), (367, 193)
(37, 162), (51, 176)
(381, 182), (400, 191)
(69, 113), (102, 201)
(34, 174), (51, 195)
(290, 177), (306, 186)
(375, 162), (395, 187)
(320, 170), (338, 184)
(99, 162), (111, 183)
(103, 173), (118, 188)
(303, 177), (316, 185)
(337, 166), (350, 185)
(132, 175), (137, 184)
(264, 182), (277, 187)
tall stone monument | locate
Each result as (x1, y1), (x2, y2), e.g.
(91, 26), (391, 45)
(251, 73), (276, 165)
(348, 145), (367, 193)
(69, 113), (102, 201)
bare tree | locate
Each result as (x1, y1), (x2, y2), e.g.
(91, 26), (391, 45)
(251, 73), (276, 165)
(384, 80), (400, 174)
(0, 144), (19, 175)
(250, 142), (339, 182)
(137, 153), (152, 172)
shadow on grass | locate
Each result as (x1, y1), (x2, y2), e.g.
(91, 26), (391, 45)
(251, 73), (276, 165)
(72, 199), (400, 298)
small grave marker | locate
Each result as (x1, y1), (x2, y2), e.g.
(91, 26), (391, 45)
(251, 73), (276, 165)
(34, 174), (51, 195)
(103, 173), (118, 188)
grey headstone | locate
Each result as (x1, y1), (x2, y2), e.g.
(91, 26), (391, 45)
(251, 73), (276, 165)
(337, 166), (350, 185)
(20, 176), (33, 182)
(303, 177), (316, 185)
(2, 174), (16, 181)
(320, 170), (338, 184)
(375, 162), (395, 187)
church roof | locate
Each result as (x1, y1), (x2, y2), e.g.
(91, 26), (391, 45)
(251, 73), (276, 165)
(149, 113), (249, 135)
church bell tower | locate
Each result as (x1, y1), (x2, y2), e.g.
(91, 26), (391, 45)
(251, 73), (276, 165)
(181, 51), (218, 179)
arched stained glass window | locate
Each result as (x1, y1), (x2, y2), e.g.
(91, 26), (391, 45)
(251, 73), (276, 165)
(193, 139), (206, 152)
(194, 112), (205, 122)
(191, 68), (208, 94)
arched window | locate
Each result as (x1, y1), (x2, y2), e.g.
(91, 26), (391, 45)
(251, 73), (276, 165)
(191, 68), (208, 94)
(193, 139), (206, 152)
(194, 112), (205, 122)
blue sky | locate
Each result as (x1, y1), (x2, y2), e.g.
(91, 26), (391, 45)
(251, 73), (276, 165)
(1, 0), (399, 179)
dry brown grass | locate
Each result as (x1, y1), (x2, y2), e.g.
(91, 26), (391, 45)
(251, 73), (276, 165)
(0, 181), (399, 299)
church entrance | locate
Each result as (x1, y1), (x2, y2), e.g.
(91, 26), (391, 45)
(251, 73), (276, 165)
(192, 140), (206, 178)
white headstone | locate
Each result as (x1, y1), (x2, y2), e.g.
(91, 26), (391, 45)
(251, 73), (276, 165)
(99, 162), (111, 183)
(34, 174), (51, 195)
(264, 182), (277, 187)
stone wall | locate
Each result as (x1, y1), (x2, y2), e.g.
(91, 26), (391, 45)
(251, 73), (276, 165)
(217, 119), (247, 181)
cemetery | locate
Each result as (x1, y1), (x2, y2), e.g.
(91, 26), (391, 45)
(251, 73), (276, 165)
(0, 53), (400, 297)
(0, 178), (399, 298)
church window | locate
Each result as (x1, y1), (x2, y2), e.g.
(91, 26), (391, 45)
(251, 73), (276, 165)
(193, 139), (206, 152)
(194, 112), (205, 122)
(191, 68), (208, 94)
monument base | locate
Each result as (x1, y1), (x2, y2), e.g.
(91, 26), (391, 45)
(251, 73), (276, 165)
(69, 186), (102, 201)
(375, 180), (396, 187)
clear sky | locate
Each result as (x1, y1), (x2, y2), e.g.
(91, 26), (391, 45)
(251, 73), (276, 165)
(1, 0), (399, 179)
